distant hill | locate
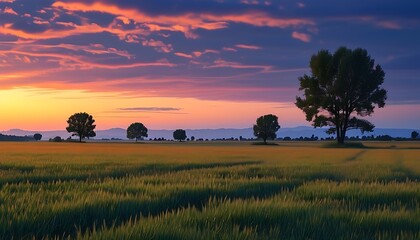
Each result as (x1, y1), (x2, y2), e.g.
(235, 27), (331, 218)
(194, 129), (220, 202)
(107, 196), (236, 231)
(1, 127), (418, 141)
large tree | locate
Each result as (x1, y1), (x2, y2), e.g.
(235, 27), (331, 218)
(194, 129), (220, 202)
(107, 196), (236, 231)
(253, 114), (280, 144)
(296, 47), (387, 144)
(127, 122), (148, 142)
(173, 129), (187, 142)
(66, 112), (96, 142)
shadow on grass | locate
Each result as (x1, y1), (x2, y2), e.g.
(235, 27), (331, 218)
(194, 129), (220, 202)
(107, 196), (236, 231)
(0, 161), (262, 187)
(323, 142), (420, 150)
(322, 142), (367, 149)
(3, 180), (298, 239)
(251, 142), (279, 146)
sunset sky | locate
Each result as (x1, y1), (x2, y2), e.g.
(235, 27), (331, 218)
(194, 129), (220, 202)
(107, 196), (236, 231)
(0, 0), (419, 131)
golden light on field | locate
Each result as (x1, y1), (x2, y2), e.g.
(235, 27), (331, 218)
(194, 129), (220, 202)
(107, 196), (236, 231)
(0, 87), (307, 130)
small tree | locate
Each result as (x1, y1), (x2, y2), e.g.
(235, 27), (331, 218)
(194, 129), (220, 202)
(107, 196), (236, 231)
(127, 122), (148, 142)
(411, 131), (419, 140)
(253, 114), (280, 144)
(296, 47), (387, 144)
(173, 129), (187, 142)
(190, 136), (195, 141)
(33, 133), (42, 141)
(66, 112), (96, 142)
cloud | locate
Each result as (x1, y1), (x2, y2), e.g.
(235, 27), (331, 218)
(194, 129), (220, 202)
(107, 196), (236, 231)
(2, 6), (17, 15)
(375, 20), (401, 30)
(235, 44), (262, 50)
(174, 52), (193, 59)
(118, 107), (182, 111)
(0, 0), (419, 106)
(141, 39), (173, 53)
(222, 47), (237, 52)
(207, 59), (272, 71)
(51, 1), (315, 39)
(175, 49), (219, 59)
(291, 31), (311, 42)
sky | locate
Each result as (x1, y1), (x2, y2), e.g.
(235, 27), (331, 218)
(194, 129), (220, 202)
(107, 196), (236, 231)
(0, 0), (419, 131)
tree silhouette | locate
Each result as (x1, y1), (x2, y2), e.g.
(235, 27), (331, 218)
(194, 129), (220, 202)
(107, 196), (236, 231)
(127, 122), (148, 142)
(296, 47), (387, 144)
(173, 129), (187, 142)
(66, 112), (96, 142)
(253, 114), (280, 144)
(33, 133), (42, 141)
(412, 131), (419, 140)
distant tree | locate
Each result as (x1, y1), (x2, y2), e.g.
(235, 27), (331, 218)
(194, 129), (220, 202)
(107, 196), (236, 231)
(127, 122), (148, 142)
(253, 114), (280, 144)
(173, 129), (187, 142)
(412, 131), (419, 140)
(50, 136), (63, 142)
(66, 112), (96, 142)
(33, 133), (42, 141)
(190, 136), (195, 141)
(296, 47), (387, 144)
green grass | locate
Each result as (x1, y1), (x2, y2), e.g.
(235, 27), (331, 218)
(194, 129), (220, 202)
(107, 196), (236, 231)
(0, 141), (419, 239)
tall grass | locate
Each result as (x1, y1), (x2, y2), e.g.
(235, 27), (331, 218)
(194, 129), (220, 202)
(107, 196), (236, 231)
(0, 142), (419, 239)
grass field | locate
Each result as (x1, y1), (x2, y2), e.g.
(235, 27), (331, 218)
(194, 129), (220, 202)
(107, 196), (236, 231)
(0, 141), (419, 239)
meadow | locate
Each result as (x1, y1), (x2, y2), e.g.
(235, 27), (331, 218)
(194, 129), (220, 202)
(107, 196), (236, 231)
(0, 141), (419, 239)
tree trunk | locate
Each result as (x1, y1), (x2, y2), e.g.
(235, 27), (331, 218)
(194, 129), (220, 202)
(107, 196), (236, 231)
(336, 129), (343, 144)
(79, 136), (82, 142)
(263, 138), (267, 145)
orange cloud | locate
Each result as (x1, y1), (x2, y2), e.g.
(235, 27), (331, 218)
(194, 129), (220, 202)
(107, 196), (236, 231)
(0, 20), (146, 43)
(3, 6), (17, 15)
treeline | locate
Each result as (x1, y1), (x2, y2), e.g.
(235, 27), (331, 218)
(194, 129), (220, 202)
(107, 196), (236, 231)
(281, 134), (419, 142)
(0, 134), (34, 142)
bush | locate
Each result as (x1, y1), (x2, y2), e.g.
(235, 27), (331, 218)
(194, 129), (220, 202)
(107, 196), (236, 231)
(49, 136), (63, 142)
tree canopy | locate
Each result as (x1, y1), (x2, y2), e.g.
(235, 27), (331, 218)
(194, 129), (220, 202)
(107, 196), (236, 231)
(296, 47), (387, 144)
(253, 114), (280, 144)
(66, 112), (96, 142)
(127, 122), (148, 142)
(33, 133), (42, 141)
(412, 131), (419, 140)
(173, 129), (187, 142)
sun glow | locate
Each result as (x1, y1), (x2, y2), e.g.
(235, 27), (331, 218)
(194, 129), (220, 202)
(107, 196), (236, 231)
(0, 87), (307, 131)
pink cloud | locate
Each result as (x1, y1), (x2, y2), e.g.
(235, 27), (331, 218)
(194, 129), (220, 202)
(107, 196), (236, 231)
(376, 21), (401, 30)
(208, 59), (272, 71)
(174, 52), (193, 59)
(141, 39), (173, 53)
(222, 47), (237, 52)
(291, 31), (311, 42)
(235, 44), (262, 50)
